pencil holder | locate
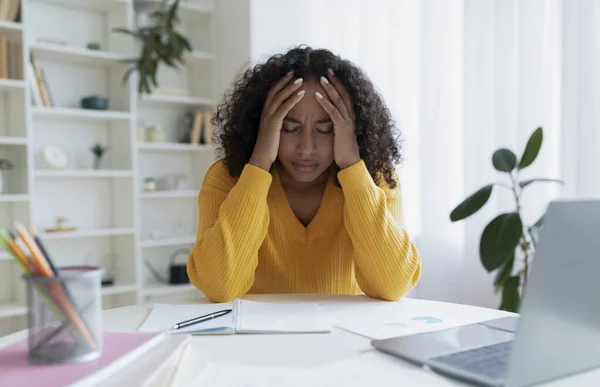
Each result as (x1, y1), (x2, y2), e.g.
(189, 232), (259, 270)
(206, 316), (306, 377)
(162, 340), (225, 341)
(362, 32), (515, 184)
(23, 266), (104, 364)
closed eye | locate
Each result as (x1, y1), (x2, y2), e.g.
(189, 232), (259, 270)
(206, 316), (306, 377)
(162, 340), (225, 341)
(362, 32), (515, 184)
(283, 127), (300, 133)
(316, 126), (333, 134)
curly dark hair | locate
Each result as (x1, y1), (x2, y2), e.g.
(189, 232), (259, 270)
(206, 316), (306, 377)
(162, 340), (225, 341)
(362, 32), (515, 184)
(213, 45), (402, 189)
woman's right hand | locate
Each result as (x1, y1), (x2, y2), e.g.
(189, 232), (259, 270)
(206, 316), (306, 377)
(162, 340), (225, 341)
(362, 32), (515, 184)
(249, 72), (305, 171)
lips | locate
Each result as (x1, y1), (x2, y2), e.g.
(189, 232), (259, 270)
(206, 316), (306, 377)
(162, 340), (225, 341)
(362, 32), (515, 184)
(292, 161), (318, 173)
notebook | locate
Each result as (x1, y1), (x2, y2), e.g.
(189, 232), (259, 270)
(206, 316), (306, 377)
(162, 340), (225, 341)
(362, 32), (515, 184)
(0, 331), (168, 387)
(138, 299), (332, 334)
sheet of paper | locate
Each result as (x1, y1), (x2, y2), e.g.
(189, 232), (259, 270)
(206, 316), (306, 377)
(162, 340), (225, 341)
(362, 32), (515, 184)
(238, 300), (331, 333)
(137, 303), (234, 334)
(318, 296), (508, 340)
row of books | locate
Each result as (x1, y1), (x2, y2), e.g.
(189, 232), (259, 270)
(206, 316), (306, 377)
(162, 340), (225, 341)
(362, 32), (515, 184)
(0, 37), (22, 80)
(189, 109), (214, 145)
(0, 0), (20, 22)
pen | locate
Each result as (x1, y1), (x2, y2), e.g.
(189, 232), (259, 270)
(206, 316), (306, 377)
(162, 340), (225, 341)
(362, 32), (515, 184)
(171, 309), (233, 330)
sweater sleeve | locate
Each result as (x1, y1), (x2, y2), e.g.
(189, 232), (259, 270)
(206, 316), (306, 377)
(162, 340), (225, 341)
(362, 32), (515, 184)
(338, 160), (421, 301)
(187, 161), (272, 302)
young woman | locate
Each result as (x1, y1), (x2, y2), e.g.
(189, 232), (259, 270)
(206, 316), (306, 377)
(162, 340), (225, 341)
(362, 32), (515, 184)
(187, 46), (421, 303)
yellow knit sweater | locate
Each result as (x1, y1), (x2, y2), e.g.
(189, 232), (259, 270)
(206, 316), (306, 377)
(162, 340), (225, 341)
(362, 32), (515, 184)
(187, 159), (421, 303)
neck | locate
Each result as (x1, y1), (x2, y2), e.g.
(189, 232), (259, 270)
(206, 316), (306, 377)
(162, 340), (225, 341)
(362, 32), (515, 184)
(276, 161), (329, 193)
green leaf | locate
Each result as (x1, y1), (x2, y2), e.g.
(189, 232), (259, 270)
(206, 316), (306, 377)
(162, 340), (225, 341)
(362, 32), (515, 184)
(499, 276), (520, 312)
(492, 148), (517, 172)
(518, 127), (543, 170)
(480, 213), (523, 272)
(450, 185), (493, 222)
(494, 255), (514, 293)
(519, 178), (564, 189)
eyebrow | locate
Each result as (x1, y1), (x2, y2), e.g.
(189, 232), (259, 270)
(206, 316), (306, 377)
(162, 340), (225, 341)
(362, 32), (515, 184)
(283, 117), (333, 124)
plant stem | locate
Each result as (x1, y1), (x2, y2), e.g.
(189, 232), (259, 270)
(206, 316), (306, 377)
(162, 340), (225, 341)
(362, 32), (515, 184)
(510, 171), (530, 295)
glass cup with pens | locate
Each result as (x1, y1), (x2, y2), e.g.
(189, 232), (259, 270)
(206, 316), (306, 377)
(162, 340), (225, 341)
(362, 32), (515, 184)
(0, 224), (104, 364)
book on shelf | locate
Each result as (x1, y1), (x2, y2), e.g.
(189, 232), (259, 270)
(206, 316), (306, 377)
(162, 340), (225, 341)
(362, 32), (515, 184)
(0, 0), (20, 21)
(29, 53), (52, 107)
(190, 111), (203, 145)
(26, 63), (43, 106)
(0, 37), (23, 80)
(0, 36), (7, 79)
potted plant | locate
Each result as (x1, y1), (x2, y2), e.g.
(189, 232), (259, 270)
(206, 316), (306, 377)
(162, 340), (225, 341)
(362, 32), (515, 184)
(89, 143), (109, 170)
(450, 127), (563, 312)
(114, 0), (193, 95)
(0, 158), (14, 194)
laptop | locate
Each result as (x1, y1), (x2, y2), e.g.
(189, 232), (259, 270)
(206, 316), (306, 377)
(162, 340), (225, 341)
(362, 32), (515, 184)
(372, 199), (600, 386)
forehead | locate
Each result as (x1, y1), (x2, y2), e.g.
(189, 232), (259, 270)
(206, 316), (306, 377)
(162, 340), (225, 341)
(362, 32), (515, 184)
(286, 78), (329, 120)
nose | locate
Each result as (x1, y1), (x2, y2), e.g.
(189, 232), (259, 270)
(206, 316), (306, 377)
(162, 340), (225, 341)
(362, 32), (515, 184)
(296, 128), (316, 156)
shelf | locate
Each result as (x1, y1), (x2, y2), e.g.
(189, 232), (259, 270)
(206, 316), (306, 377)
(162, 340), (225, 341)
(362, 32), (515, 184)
(0, 304), (27, 318)
(0, 21), (23, 40)
(30, 43), (129, 67)
(39, 227), (136, 241)
(137, 142), (215, 152)
(142, 283), (196, 297)
(29, 0), (128, 13)
(102, 284), (137, 296)
(145, 0), (212, 18)
(140, 190), (198, 199)
(0, 137), (27, 145)
(141, 236), (196, 248)
(0, 194), (30, 202)
(187, 51), (214, 63)
(0, 79), (25, 94)
(31, 106), (132, 123)
(140, 94), (216, 107)
(35, 169), (133, 179)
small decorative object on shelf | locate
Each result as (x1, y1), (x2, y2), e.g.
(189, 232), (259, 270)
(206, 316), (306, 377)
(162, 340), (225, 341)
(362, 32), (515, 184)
(143, 177), (157, 192)
(89, 143), (109, 170)
(45, 216), (77, 233)
(86, 42), (101, 51)
(0, 158), (14, 194)
(145, 125), (164, 142)
(142, 248), (191, 285)
(115, 0), (192, 94)
(158, 173), (188, 191)
(40, 144), (68, 170)
(168, 248), (191, 284)
(80, 95), (108, 110)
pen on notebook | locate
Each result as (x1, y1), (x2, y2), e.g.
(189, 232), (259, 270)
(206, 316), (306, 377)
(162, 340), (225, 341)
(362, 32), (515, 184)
(172, 309), (233, 330)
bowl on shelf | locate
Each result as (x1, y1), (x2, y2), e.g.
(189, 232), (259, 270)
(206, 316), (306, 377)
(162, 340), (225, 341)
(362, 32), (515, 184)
(80, 96), (109, 110)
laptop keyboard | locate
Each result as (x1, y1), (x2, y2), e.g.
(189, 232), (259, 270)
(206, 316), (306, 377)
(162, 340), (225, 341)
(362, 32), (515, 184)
(430, 341), (512, 380)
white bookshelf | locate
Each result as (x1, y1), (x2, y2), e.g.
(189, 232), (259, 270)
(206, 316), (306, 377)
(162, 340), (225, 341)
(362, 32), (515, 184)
(139, 93), (216, 107)
(0, 20), (23, 40)
(30, 42), (129, 66)
(31, 106), (132, 122)
(0, 78), (25, 93)
(35, 169), (134, 178)
(141, 236), (196, 248)
(0, 0), (222, 337)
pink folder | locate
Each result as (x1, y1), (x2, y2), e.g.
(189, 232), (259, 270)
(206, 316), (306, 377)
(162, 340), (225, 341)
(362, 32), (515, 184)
(0, 331), (163, 387)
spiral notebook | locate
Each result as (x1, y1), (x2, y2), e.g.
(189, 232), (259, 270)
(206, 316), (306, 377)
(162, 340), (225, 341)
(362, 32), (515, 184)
(138, 299), (331, 334)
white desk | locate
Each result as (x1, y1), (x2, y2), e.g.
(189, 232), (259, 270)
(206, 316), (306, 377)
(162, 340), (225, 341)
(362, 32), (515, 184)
(1, 294), (599, 386)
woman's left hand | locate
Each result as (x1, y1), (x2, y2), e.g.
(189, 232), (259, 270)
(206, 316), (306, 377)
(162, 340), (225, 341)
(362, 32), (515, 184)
(316, 70), (361, 170)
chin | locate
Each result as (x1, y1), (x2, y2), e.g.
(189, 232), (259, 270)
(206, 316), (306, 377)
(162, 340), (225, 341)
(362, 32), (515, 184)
(284, 161), (328, 183)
